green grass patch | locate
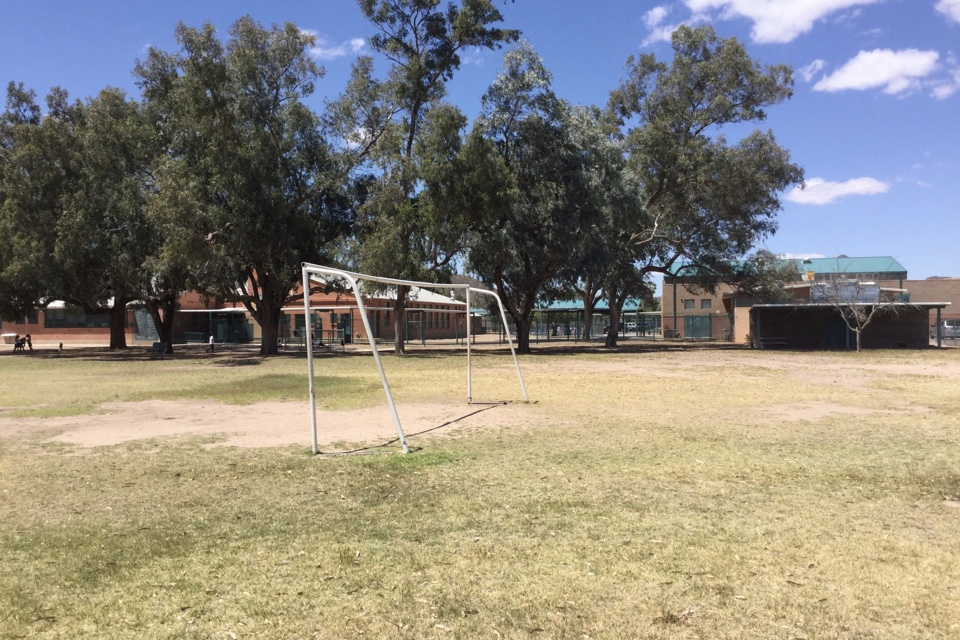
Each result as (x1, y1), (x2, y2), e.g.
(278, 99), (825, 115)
(144, 373), (378, 406)
(0, 355), (391, 413)
(4, 402), (101, 419)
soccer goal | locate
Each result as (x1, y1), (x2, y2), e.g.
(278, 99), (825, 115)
(301, 263), (529, 454)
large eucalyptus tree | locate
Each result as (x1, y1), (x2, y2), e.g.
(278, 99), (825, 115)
(0, 83), (70, 321)
(0, 83), (156, 349)
(467, 43), (596, 353)
(609, 25), (805, 332)
(347, 0), (518, 354)
(136, 17), (352, 355)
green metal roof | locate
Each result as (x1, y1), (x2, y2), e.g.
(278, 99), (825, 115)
(666, 256), (908, 279)
(793, 256), (906, 276)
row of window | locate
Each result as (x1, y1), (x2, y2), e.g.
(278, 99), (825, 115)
(373, 309), (452, 330)
(1, 309), (111, 329)
(324, 308), (455, 332)
(682, 299), (713, 310)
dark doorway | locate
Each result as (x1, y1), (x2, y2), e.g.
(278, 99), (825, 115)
(825, 314), (848, 349)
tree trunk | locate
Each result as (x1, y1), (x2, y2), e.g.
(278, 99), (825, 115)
(253, 282), (285, 356)
(393, 284), (409, 355)
(146, 296), (178, 354)
(580, 296), (596, 341)
(580, 298), (593, 342)
(258, 306), (282, 356)
(108, 300), (130, 350)
(604, 291), (621, 349)
(515, 316), (531, 354)
(578, 276), (602, 341)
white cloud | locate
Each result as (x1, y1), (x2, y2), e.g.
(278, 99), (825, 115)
(813, 48), (939, 94)
(931, 76), (960, 99)
(642, 5), (685, 45)
(936, 0), (960, 24)
(931, 54), (960, 99)
(799, 59), (826, 82)
(460, 46), (485, 66)
(302, 30), (366, 60)
(683, 0), (885, 43)
(785, 177), (890, 205)
(645, 5), (671, 27)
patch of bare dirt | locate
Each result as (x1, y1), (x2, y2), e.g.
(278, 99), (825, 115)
(755, 400), (931, 423)
(0, 399), (533, 450)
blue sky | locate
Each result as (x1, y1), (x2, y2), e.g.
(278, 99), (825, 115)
(2, 0), (958, 282)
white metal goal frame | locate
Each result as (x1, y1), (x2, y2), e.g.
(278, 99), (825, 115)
(301, 263), (529, 454)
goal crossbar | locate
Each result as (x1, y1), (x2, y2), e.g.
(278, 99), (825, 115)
(301, 263), (529, 454)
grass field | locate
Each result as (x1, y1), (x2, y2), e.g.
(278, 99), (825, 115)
(1, 344), (959, 639)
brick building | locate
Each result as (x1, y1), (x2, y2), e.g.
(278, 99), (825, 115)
(661, 256), (952, 349)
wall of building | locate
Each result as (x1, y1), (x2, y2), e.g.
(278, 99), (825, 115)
(660, 279), (734, 339)
(1, 309), (136, 345)
(282, 290), (470, 344)
(751, 306), (931, 349)
(733, 307), (751, 344)
(861, 307), (930, 348)
(904, 279), (960, 321)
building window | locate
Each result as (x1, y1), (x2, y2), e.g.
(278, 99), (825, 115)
(683, 299), (695, 310)
(700, 299), (712, 310)
(44, 308), (109, 329)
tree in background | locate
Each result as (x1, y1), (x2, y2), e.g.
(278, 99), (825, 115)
(350, 0), (518, 354)
(738, 249), (801, 303)
(811, 269), (910, 352)
(1, 82), (192, 352)
(136, 17), (352, 355)
(0, 83), (78, 322)
(54, 88), (159, 349)
(468, 42), (595, 353)
(553, 105), (652, 346)
(608, 25), (804, 313)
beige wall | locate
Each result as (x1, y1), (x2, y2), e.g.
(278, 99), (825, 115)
(904, 279), (960, 320)
(660, 280), (734, 338)
(733, 307), (751, 344)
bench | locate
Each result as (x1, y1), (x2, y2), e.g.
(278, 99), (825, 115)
(757, 336), (787, 349)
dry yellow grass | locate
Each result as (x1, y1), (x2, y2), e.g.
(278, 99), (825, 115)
(1, 344), (959, 638)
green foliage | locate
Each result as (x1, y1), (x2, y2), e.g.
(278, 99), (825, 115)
(561, 105), (652, 346)
(359, 0), (519, 148)
(468, 43), (594, 352)
(0, 83), (78, 319)
(737, 249), (802, 302)
(135, 17), (352, 356)
(0, 82), (171, 348)
(348, 0), (518, 353)
(609, 24), (804, 292)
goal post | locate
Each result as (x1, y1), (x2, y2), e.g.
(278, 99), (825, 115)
(301, 263), (529, 454)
